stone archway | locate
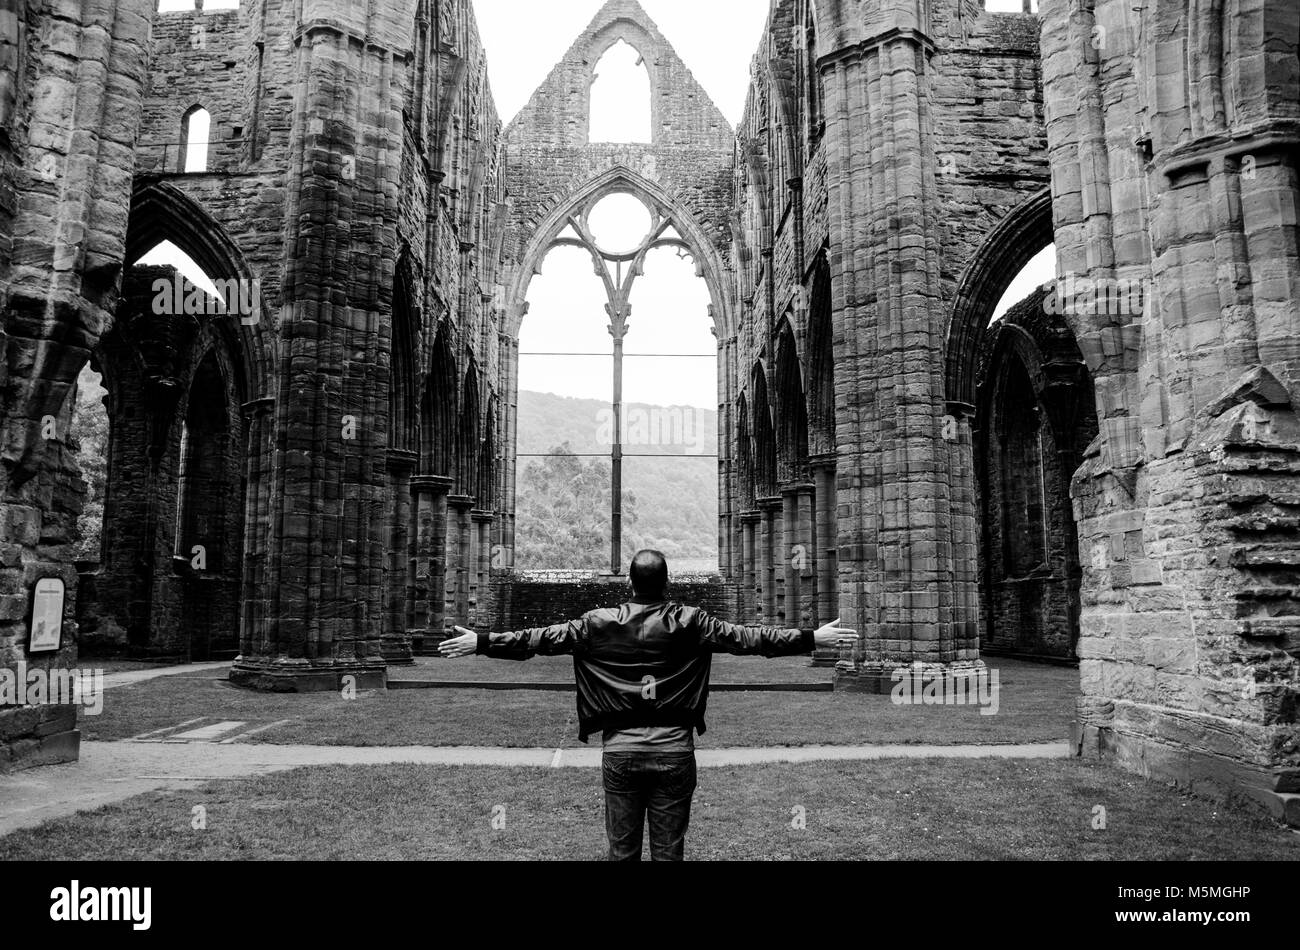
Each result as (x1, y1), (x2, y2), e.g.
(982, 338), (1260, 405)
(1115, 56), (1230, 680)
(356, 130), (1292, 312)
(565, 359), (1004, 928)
(76, 184), (265, 662)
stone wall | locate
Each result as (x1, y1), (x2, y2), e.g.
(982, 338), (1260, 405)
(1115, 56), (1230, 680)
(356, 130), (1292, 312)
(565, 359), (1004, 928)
(486, 575), (729, 633)
(1041, 0), (1300, 822)
(0, 0), (155, 769)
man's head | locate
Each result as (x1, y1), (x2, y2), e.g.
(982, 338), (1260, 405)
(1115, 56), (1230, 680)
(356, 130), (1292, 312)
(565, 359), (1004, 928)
(629, 550), (669, 600)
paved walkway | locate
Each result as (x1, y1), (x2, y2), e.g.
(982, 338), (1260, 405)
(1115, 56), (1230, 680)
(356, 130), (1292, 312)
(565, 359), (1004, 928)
(0, 739), (1070, 836)
(100, 662), (230, 691)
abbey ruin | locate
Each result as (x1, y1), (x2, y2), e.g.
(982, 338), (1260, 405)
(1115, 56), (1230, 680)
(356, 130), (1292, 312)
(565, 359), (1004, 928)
(1, 0), (1297, 827)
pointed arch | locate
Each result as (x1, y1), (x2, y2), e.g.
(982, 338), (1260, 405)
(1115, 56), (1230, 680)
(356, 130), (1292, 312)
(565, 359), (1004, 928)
(422, 323), (458, 478)
(775, 319), (809, 484)
(458, 360), (482, 498)
(180, 104), (211, 173)
(751, 363), (777, 498)
(389, 256), (419, 454)
(806, 255), (836, 456)
(508, 166), (734, 339)
(125, 181), (273, 401)
(735, 393), (755, 510)
(944, 187), (1055, 410)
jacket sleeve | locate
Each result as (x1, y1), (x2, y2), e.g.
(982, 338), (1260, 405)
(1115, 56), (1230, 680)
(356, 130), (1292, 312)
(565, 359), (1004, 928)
(474, 618), (586, 661)
(691, 609), (815, 657)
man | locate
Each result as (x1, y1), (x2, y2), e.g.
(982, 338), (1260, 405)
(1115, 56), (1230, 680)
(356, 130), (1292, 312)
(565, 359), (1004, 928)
(439, 549), (859, 862)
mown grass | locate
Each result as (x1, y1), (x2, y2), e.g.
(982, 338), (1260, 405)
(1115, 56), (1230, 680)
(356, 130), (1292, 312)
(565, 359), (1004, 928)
(2, 758), (1294, 861)
(82, 658), (1077, 748)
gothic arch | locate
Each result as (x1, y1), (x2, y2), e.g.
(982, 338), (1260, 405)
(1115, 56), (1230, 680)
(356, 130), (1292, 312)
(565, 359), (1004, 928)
(125, 181), (273, 402)
(735, 392), (755, 509)
(586, 18), (661, 143)
(944, 187), (1056, 411)
(422, 323), (458, 478)
(750, 363), (777, 498)
(775, 319), (809, 484)
(458, 360), (481, 498)
(806, 254), (835, 456)
(389, 258), (419, 455)
(508, 166), (734, 339)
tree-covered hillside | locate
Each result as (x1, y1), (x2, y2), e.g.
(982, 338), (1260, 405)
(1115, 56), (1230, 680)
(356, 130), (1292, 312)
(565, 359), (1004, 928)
(516, 391), (719, 572)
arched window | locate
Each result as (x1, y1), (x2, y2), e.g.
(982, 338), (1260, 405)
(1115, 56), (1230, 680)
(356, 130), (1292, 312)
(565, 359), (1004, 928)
(175, 353), (232, 573)
(181, 106), (211, 173)
(590, 39), (651, 144)
(515, 192), (719, 573)
(805, 9), (824, 140)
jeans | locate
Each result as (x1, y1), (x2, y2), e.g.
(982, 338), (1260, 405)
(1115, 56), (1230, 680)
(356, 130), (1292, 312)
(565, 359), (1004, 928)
(602, 752), (698, 862)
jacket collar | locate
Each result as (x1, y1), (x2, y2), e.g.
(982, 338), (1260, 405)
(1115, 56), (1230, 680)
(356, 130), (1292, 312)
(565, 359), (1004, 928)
(630, 595), (667, 606)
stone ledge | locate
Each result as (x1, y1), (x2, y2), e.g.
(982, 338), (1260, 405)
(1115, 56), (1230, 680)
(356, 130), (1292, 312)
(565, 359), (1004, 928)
(0, 729), (80, 774)
(228, 663), (387, 694)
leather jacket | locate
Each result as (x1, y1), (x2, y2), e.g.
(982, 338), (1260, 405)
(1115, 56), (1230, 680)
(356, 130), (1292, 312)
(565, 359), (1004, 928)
(476, 598), (816, 743)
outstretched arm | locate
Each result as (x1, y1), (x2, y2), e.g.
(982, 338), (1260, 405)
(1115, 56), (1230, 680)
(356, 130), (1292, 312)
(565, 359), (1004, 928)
(695, 612), (860, 657)
(438, 619), (586, 661)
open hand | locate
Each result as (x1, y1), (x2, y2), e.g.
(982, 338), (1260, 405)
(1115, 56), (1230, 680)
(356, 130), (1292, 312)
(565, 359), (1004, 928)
(439, 626), (479, 659)
(813, 618), (860, 651)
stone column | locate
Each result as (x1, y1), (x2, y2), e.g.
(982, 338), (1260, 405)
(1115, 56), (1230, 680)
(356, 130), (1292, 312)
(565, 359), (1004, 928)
(758, 496), (784, 624)
(816, 3), (982, 692)
(782, 483), (816, 631)
(471, 509), (495, 629)
(811, 458), (839, 666)
(232, 6), (418, 692)
(238, 397), (275, 660)
(740, 511), (760, 623)
(382, 450), (417, 665)
(409, 475), (452, 655)
(446, 495), (475, 634)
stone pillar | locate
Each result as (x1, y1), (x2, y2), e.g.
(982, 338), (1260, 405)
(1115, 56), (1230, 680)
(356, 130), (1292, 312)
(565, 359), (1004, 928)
(238, 397), (275, 660)
(382, 450), (417, 665)
(1039, 0), (1300, 821)
(758, 496), (783, 624)
(811, 458), (839, 666)
(740, 512), (760, 623)
(232, 6), (419, 692)
(471, 510), (495, 629)
(817, 3), (983, 692)
(446, 495), (475, 632)
(782, 483), (816, 631)
(409, 475), (452, 655)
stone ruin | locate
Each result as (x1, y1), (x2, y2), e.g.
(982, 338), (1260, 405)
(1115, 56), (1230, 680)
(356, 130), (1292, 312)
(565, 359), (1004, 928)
(0, 0), (1296, 827)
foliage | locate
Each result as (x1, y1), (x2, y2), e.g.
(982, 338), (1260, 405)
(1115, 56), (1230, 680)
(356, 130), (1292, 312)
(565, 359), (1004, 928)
(515, 391), (719, 571)
(70, 366), (109, 563)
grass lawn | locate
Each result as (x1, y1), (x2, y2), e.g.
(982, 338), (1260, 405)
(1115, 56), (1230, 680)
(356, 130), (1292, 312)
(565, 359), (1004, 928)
(1, 758), (1294, 861)
(82, 658), (1077, 748)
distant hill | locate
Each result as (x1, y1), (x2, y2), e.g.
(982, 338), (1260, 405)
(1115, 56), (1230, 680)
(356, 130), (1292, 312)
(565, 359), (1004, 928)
(516, 391), (719, 572)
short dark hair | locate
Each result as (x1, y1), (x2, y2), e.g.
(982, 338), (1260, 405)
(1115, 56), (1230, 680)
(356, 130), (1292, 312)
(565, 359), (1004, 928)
(629, 550), (669, 598)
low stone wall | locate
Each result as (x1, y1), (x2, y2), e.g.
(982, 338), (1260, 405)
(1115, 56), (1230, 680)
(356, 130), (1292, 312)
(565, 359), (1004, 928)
(485, 573), (730, 632)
